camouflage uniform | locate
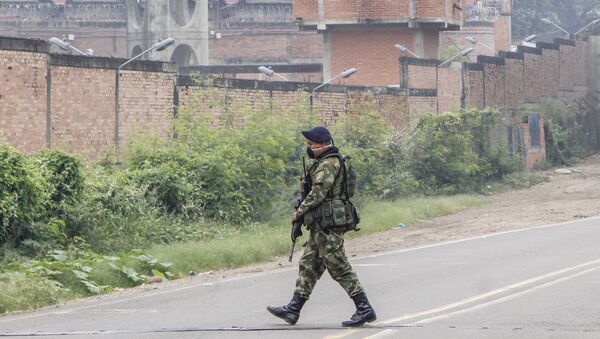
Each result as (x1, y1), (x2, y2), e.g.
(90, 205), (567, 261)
(294, 154), (364, 299)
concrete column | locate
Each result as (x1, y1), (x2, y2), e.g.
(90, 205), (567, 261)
(323, 30), (332, 81)
(413, 30), (424, 58)
(589, 36), (600, 93)
(197, 0), (209, 65)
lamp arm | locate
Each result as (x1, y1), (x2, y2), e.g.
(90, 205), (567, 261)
(273, 72), (290, 82)
(574, 20), (598, 35)
(119, 45), (156, 70)
(439, 51), (462, 67)
(313, 72), (343, 92)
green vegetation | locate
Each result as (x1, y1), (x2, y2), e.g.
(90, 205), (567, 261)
(512, 0), (599, 38)
(1, 97), (536, 314)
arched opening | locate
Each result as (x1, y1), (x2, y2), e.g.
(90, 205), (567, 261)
(170, 0), (196, 27)
(170, 44), (198, 66)
(131, 45), (143, 58)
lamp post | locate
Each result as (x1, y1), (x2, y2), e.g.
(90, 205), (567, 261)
(394, 44), (421, 58)
(49, 37), (92, 56)
(114, 38), (176, 158)
(312, 68), (357, 93)
(574, 18), (600, 36)
(258, 66), (290, 81)
(541, 18), (571, 37)
(465, 36), (496, 54)
(439, 48), (474, 67)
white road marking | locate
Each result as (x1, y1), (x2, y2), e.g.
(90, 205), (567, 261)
(327, 258), (600, 339)
(2, 216), (599, 324)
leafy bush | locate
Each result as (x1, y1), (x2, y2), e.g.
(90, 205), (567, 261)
(0, 144), (46, 245)
(538, 98), (585, 165)
(35, 150), (84, 208)
(408, 109), (517, 192)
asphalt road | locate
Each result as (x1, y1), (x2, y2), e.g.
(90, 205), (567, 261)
(1, 216), (600, 339)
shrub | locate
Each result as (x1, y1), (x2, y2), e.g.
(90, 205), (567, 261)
(408, 109), (516, 192)
(0, 144), (45, 245)
(35, 150), (84, 208)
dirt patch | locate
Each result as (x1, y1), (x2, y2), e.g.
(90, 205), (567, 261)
(345, 153), (600, 257)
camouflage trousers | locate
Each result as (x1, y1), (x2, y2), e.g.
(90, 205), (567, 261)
(294, 227), (363, 299)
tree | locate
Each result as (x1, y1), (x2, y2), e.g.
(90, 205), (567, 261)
(512, 0), (600, 38)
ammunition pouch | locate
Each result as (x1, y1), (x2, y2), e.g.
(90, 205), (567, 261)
(304, 198), (360, 232)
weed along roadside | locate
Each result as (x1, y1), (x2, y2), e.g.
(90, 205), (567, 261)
(0, 101), (581, 315)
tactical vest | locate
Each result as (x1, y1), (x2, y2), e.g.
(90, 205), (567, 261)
(303, 153), (361, 232)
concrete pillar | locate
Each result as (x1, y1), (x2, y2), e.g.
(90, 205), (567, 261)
(589, 36), (600, 93)
(413, 30), (424, 58)
(323, 30), (332, 81)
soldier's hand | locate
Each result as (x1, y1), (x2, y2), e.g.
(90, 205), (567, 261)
(291, 211), (300, 222)
(291, 221), (303, 241)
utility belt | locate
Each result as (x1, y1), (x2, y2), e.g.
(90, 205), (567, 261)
(304, 198), (361, 232)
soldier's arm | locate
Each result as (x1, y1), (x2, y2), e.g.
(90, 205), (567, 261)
(296, 158), (339, 216)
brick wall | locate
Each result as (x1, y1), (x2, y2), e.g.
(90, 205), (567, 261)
(437, 66), (462, 113)
(119, 70), (176, 147)
(0, 37), (176, 159)
(208, 32), (323, 64)
(176, 78), (407, 129)
(540, 43), (560, 98)
(408, 64), (438, 89)
(50, 65), (115, 159)
(503, 53), (524, 110)
(558, 40), (577, 91)
(0, 45), (48, 153)
(465, 63), (485, 109)
(294, 0), (464, 26)
(574, 41), (589, 87)
(408, 96), (437, 127)
(330, 26), (417, 87)
(480, 57), (505, 108)
(521, 48), (542, 103)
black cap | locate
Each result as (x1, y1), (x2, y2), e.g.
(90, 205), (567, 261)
(301, 126), (332, 143)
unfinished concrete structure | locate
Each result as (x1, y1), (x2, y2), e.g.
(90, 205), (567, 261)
(127, 0), (209, 65)
(293, 0), (466, 86)
(0, 0), (127, 57)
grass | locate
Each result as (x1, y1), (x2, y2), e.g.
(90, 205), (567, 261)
(149, 195), (487, 275)
(0, 194), (486, 314)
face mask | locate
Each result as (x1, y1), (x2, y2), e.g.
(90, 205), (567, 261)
(306, 145), (331, 159)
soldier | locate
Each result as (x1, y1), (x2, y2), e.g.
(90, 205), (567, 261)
(267, 126), (377, 327)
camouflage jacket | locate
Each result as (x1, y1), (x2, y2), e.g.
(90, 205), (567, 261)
(296, 153), (344, 217)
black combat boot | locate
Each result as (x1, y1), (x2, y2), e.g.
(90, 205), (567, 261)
(342, 292), (377, 327)
(267, 293), (307, 325)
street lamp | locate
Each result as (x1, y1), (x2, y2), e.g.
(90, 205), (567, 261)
(439, 48), (474, 67)
(49, 37), (92, 56)
(312, 68), (357, 92)
(507, 35), (537, 52)
(394, 44), (421, 58)
(574, 18), (600, 35)
(114, 38), (176, 157)
(258, 66), (289, 81)
(541, 18), (571, 36)
(465, 36), (496, 53)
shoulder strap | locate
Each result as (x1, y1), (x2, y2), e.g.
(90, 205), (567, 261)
(321, 153), (350, 200)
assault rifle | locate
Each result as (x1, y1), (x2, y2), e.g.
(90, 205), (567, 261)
(289, 157), (311, 262)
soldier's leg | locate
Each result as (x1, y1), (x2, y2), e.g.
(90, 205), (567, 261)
(315, 229), (363, 297)
(294, 234), (327, 299)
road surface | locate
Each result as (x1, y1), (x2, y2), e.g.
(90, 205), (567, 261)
(1, 216), (600, 338)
